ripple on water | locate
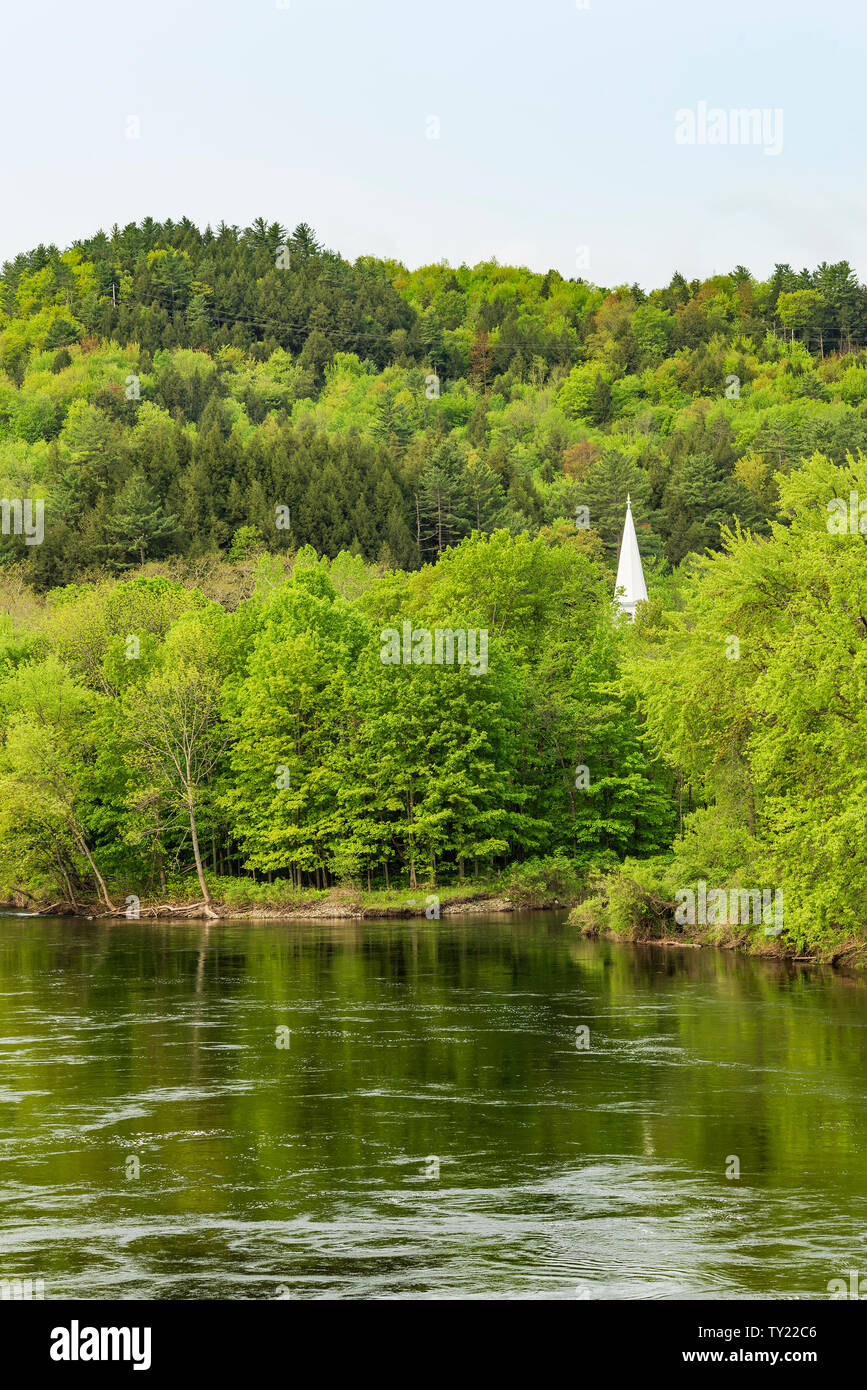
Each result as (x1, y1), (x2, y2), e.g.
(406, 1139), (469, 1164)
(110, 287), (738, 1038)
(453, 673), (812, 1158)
(1, 912), (866, 1298)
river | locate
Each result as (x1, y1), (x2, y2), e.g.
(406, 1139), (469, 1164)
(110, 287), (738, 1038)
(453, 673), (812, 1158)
(1, 910), (864, 1300)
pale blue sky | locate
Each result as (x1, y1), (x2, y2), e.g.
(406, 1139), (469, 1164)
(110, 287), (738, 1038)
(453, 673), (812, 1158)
(3, 0), (864, 286)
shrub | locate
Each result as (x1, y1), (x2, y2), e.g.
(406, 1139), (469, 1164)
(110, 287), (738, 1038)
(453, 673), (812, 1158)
(497, 855), (585, 905)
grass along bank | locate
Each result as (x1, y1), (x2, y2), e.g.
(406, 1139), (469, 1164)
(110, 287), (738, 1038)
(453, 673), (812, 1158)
(5, 856), (585, 921)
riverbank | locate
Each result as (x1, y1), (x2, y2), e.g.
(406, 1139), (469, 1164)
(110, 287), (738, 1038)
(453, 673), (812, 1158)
(1, 858), (586, 923)
(1, 884), (572, 923)
(12, 863), (865, 972)
(572, 919), (867, 970)
(568, 877), (867, 971)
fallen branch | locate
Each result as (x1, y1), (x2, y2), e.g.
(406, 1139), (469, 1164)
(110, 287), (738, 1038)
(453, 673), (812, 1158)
(144, 900), (219, 918)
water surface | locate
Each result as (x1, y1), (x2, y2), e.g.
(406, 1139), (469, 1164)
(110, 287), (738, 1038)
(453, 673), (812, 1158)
(1, 911), (865, 1299)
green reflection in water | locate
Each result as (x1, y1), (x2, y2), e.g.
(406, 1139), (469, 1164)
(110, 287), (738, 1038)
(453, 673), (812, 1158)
(1, 912), (866, 1300)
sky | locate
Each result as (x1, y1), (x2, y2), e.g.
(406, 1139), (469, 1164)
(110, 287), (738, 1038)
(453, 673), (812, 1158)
(2, 0), (865, 287)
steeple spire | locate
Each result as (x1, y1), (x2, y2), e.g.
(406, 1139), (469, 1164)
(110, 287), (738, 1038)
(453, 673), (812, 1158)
(615, 494), (647, 620)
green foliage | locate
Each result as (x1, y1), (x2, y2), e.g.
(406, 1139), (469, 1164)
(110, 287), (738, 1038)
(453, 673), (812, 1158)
(104, 474), (180, 568)
(4, 222), (867, 591)
(497, 855), (588, 905)
(622, 449), (867, 954)
(568, 858), (677, 938)
(0, 534), (675, 904)
(3, 220), (867, 955)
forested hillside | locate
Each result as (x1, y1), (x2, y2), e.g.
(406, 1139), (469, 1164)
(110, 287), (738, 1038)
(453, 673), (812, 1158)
(4, 218), (867, 587)
(2, 218), (867, 953)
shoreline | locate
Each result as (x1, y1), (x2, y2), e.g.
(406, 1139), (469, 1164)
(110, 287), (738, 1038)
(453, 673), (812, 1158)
(572, 921), (867, 974)
(0, 890), (566, 923)
(566, 877), (867, 974)
(7, 892), (865, 973)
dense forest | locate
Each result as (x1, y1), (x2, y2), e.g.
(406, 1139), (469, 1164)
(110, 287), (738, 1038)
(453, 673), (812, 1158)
(0, 538), (677, 911)
(1, 217), (866, 955)
(5, 217), (867, 585)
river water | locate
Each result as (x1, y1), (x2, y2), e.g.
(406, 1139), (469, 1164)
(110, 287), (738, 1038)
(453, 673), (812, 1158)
(1, 910), (865, 1300)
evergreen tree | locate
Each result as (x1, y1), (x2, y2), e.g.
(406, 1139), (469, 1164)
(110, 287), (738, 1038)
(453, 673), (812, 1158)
(104, 475), (180, 568)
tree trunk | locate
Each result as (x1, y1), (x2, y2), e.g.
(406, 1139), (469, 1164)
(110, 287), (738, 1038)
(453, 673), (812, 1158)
(58, 857), (79, 910)
(407, 791), (417, 889)
(74, 830), (116, 912)
(187, 799), (217, 917)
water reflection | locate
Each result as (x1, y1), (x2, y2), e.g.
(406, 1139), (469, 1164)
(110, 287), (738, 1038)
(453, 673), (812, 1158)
(0, 913), (865, 1299)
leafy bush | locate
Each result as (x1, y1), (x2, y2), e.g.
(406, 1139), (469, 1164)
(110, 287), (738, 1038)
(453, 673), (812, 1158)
(497, 855), (586, 905)
(568, 857), (677, 937)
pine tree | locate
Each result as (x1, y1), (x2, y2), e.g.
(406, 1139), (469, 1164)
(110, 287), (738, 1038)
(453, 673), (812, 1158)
(104, 475), (180, 568)
(417, 438), (472, 556)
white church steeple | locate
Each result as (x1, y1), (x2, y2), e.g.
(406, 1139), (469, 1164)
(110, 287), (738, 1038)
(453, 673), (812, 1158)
(615, 493), (647, 620)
